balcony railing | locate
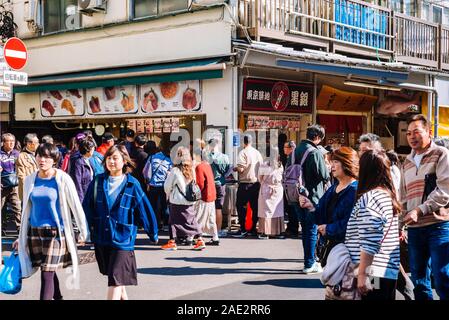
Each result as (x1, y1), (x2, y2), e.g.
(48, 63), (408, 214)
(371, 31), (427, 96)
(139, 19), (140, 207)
(237, 0), (449, 70)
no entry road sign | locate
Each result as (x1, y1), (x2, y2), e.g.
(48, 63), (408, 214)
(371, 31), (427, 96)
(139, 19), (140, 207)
(3, 37), (28, 70)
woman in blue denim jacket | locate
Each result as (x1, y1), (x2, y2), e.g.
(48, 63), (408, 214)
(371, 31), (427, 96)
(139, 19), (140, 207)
(83, 144), (158, 300)
(299, 147), (359, 268)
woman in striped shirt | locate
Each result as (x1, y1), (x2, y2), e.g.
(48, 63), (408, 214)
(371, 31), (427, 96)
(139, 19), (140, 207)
(345, 149), (401, 300)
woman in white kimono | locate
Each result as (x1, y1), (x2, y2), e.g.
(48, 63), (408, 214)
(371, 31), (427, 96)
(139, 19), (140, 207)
(257, 156), (284, 239)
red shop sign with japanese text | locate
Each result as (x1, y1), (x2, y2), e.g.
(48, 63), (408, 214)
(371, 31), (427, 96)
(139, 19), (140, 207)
(242, 78), (313, 113)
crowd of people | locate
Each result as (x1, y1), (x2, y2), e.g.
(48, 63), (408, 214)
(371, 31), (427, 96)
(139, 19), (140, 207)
(1, 113), (449, 300)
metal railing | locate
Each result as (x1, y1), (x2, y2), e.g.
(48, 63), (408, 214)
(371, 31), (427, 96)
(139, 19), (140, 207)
(441, 26), (449, 69)
(236, 0), (449, 70)
(394, 13), (439, 66)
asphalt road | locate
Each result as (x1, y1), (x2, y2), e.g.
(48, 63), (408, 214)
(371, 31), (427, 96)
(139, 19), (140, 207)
(1, 231), (325, 300)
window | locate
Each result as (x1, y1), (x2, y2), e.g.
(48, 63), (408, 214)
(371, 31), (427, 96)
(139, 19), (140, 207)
(389, 0), (402, 13)
(433, 5), (443, 24)
(133, 0), (189, 19)
(43, 0), (80, 33)
(422, 1), (430, 21)
(444, 7), (449, 26)
(404, 0), (418, 17)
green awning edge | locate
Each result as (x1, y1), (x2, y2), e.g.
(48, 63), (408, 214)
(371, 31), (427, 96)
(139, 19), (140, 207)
(13, 70), (223, 94)
(28, 58), (223, 82)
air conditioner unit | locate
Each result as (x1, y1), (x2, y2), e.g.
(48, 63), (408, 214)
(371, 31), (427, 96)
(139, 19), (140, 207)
(78, 0), (107, 15)
(190, 0), (226, 8)
(24, 0), (38, 22)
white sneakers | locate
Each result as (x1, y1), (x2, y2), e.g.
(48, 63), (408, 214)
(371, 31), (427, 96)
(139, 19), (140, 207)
(302, 262), (323, 274)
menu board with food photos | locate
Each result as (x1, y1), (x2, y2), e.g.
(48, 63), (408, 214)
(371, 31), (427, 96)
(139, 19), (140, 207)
(126, 120), (137, 133)
(140, 81), (201, 113)
(247, 115), (300, 131)
(136, 119), (145, 134)
(86, 85), (138, 115)
(40, 89), (84, 117)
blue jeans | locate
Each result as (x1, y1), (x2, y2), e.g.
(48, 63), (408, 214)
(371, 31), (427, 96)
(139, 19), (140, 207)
(294, 205), (318, 269)
(408, 221), (449, 300)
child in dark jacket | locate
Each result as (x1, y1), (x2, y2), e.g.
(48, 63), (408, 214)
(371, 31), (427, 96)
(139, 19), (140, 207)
(83, 144), (158, 300)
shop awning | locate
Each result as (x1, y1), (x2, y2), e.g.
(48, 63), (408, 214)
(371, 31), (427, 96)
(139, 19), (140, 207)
(14, 58), (226, 93)
(276, 59), (409, 81)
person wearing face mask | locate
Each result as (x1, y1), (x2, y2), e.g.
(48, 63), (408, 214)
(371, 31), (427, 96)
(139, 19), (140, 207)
(12, 143), (89, 300)
(82, 145), (158, 300)
(299, 147), (359, 268)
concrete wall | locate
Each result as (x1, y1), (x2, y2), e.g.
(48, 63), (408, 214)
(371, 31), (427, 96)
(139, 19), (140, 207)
(14, 6), (232, 76)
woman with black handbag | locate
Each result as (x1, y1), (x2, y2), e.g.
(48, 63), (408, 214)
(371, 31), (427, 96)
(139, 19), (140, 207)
(299, 147), (359, 268)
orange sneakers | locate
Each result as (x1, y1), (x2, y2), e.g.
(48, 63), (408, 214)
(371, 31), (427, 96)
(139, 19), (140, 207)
(161, 239), (177, 251)
(193, 239), (206, 251)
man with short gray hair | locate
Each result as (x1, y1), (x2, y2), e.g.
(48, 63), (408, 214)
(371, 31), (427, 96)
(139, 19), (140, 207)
(16, 133), (40, 200)
(358, 133), (383, 155)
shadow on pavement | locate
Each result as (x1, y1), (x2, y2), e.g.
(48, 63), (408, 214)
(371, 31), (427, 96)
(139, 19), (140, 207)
(243, 278), (323, 289)
(137, 266), (300, 276)
(164, 257), (303, 264)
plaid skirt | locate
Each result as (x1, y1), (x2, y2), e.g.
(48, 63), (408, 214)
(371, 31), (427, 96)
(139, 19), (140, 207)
(28, 226), (72, 272)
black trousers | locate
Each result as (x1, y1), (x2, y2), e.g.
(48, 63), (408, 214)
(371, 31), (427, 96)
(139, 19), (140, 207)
(236, 182), (260, 233)
(362, 277), (397, 300)
(147, 186), (168, 227)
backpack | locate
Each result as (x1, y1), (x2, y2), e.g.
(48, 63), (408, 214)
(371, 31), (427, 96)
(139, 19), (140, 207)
(283, 147), (313, 204)
(176, 180), (202, 202)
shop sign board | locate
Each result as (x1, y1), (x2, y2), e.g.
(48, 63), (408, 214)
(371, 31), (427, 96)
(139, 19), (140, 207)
(86, 85), (138, 115)
(3, 70), (28, 85)
(40, 89), (84, 117)
(242, 78), (313, 113)
(0, 84), (12, 101)
(140, 80), (201, 113)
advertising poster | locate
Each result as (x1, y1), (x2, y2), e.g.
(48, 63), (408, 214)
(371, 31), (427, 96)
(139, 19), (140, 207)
(126, 119), (137, 132)
(162, 118), (172, 133)
(40, 89), (84, 117)
(136, 119), (145, 133)
(171, 118), (180, 133)
(153, 118), (162, 133)
(86, 86), (138, 115)
(145, 119), (153, 133)
(140, 81), (201, 113)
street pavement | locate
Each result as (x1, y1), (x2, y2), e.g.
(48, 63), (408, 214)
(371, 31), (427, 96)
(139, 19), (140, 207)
(1, 231), (325, 300)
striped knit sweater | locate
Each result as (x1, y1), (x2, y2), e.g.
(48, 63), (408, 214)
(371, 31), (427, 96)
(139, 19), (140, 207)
(345, 189), (400, 280)
(400, 142), (449, 228)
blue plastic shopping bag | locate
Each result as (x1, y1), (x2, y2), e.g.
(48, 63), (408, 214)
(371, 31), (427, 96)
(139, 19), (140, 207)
(0, 250), (22, 294)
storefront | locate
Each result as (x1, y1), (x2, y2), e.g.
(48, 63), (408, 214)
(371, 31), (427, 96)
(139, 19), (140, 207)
(12, 58), (233, 149)
(239, 77), (313, 153)
(316, 84), (374, 149)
